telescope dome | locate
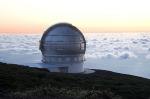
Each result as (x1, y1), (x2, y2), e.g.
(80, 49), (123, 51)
(39, 23), (86, 73)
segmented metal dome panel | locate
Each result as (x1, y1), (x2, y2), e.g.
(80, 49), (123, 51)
(40, 23), (86, 64)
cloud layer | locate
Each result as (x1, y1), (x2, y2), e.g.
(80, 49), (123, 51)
(0, 33), (150, 79)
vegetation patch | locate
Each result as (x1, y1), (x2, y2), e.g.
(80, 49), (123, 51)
(0, 62), (150, 98)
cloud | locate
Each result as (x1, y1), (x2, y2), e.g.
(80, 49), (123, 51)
(86, 51), (137, 59)
(1, 33), (150, 79)
(140, 39), (149, 42)
(146, 54), (150, 59)
(133, 41), (138, 44)
(118, 52), (137, 59)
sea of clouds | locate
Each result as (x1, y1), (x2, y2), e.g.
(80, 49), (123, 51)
(0, 33), (150, 79)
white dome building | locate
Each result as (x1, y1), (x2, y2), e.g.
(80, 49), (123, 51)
(39, 23), (86, 73)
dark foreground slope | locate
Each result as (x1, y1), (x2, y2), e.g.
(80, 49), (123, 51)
(0, 62), (150, 99)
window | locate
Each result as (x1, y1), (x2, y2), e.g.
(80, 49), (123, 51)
(74, 57), (77, 62)
(83, 56), (85, 61)
(78, 56), (82, 61)
(82, 56), (85, 61)
(81, 43), (84, 50)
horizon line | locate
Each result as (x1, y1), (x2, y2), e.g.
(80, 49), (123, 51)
(0, 32), (150, 34)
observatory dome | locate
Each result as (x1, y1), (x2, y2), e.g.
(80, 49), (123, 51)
(39, 23), (86, 73)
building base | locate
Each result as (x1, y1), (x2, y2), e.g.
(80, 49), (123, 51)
(41, 62), (84, 73)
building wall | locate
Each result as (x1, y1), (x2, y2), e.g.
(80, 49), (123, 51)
(42, 55), (85, 63)
(44, 62), (84, 73)
(68, 62), (84, 73)
(47, 67), (60, 72)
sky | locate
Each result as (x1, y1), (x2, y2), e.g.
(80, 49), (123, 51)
(0, 0), (150, 33)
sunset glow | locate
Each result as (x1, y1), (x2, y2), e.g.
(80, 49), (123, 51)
(0, 0), (150, 33)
